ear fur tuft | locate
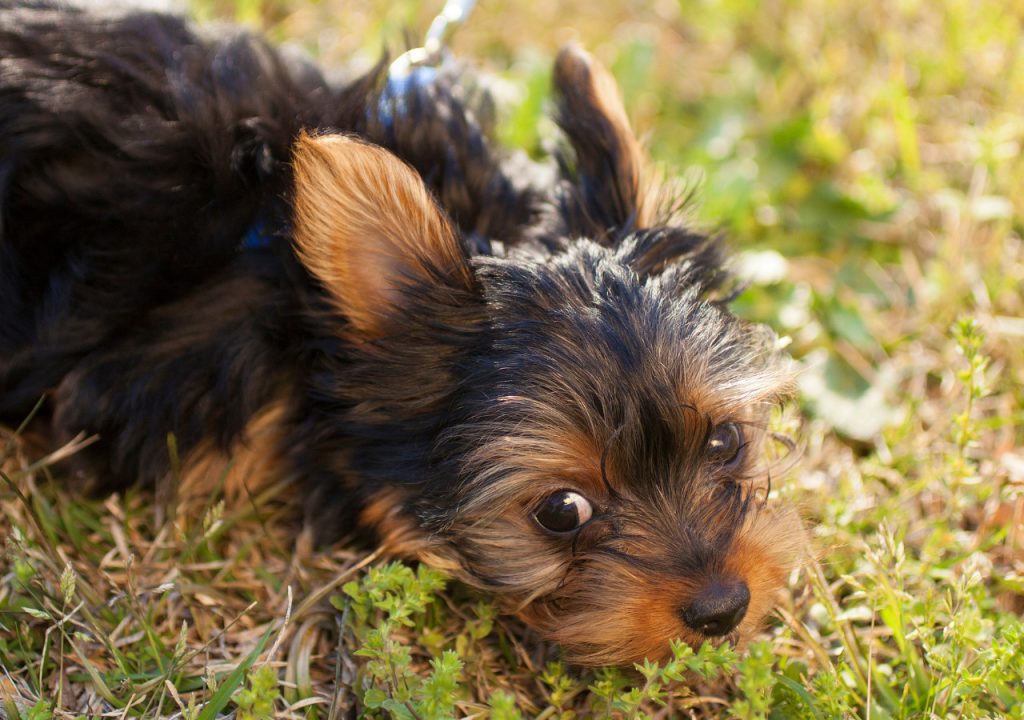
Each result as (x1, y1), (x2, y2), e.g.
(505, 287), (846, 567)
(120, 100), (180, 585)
(291, 132), (475, 338)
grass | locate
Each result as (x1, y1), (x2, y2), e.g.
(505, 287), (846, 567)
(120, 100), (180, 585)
(2, 0), (1023, 717)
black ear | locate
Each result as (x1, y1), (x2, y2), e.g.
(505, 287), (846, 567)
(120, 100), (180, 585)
(291, 133), (477, 339)
(552, 45), (655, 240)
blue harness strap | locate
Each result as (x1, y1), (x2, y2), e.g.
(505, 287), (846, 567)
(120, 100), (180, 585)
(378, 64), (438, 132)
(242, 213), (273, 250)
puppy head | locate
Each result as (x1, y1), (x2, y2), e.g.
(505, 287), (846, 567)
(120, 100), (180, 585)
(290, 49), (802, 666)
(425, 236), (802, 664)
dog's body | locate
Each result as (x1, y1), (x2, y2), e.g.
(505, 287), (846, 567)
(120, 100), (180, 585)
(0, 0), (802, 665)
(0, 0), (535, 482)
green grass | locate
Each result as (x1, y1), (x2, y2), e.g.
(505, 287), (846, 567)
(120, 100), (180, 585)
(2, 0), (1023, 717)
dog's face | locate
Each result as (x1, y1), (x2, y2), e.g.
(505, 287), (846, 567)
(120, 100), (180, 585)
(430, 242), (802, 664)
(291, 47), (802, 665)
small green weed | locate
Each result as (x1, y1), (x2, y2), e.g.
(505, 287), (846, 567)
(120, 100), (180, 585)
(334, 563), (463, 719)
(233, 665), (282, 720)
(331, 563), (833, 718)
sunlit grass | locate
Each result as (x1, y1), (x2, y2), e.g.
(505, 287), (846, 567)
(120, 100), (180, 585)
(2, 0), (1022, 717)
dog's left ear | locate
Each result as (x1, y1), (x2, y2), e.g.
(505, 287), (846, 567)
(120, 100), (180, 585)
(291, 133), (477, 339)
(553, 46), (656, 239)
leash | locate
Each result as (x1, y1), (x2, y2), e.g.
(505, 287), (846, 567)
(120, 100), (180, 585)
(387, 0), (476, 83)
(243, 0), (477, 250)
(379, 0), (477, 127)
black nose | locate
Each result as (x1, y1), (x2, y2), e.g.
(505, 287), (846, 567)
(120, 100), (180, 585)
(680, 579), (750, 636)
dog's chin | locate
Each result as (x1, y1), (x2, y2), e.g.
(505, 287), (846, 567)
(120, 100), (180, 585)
(515, 598), (708, 666)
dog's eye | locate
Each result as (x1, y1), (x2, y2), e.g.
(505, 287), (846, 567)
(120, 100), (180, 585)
(706, 422), (743, 465)
(534, 490), (593, 534)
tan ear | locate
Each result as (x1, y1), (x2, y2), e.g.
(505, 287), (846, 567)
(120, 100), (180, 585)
(291, 133), (475, 338)
(553, 45), (655, 231)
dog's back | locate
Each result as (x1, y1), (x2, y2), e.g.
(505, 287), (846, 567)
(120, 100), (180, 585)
(0, 1), (338, 422)
(0, 2), (540, 484)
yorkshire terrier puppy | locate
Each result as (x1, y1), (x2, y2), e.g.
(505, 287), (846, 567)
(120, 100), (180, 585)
(0, 0), (802, 665)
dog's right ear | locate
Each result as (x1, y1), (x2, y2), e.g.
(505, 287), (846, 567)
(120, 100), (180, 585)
(291, 133), (477, 339)
(552, 45), (656, 239)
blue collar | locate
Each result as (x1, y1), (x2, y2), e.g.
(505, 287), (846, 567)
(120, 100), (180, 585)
(242, 212), (274, 250)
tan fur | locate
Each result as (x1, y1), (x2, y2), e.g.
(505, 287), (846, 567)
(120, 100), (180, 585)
(290, 132), (475, 338)
(727, 506), (807, 641)
(519, 554), (704, 665)
(358, 488), (431, 558)
(172, 400), (291, 512)
(452, 514), (578, 607)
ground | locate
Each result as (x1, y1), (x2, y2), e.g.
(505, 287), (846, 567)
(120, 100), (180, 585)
(1, 0), (1023, 717)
